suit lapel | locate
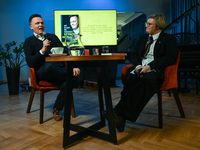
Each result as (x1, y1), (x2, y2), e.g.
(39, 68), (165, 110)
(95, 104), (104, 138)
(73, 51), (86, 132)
(154, 31), (164, 57)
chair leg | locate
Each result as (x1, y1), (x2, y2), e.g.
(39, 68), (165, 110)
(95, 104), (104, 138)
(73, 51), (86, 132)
(167, 90), (171, 97)
(71, 93), (76, 118)
(27, 88), (36, 113)
(40, 90), (44, 124)
(172, 88), (186, 118)
(157, 91), (163, 129)
(196, 79), (199, 95)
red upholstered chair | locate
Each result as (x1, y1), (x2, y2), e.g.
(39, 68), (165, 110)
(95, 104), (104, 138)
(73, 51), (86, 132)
(26, 67), (76, 124)
(121, 49), (185, 128)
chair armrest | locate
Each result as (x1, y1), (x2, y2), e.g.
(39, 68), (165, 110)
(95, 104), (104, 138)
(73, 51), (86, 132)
(121, 64), (133, 85)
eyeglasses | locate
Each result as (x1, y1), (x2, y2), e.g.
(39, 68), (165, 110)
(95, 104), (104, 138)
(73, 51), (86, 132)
(70, 21), (77, 23)
(145, 22), (154, 27)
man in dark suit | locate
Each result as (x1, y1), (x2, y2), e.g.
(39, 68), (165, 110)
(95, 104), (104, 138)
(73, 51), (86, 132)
(24, 14), (81, 121)
(103, 14), (177, 132)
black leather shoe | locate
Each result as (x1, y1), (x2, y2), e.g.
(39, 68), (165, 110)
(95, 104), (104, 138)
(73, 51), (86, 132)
(102, 109), (126, 132)
(102, 109), (120, 123)
(101, 108), (119, 120)
(101, 110), (108, 119)
(116, 116), (126, 132)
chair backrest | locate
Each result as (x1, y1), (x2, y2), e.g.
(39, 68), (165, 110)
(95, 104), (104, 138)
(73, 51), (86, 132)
(29, 68), (60, 90)
(160, 49), (180, 91)
(29, 68), (40, 89)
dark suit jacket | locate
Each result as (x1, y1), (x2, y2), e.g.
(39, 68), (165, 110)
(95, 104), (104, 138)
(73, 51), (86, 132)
(130, 31), (177, 82)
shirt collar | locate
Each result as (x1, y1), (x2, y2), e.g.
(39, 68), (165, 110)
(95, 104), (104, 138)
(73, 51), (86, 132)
(149, 31), (161, 41)
(33, 32), (45, 41)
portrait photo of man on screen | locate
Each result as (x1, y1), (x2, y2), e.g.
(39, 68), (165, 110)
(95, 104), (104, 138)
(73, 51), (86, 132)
(61, 14), (79, 44)
(70, 15), (79, 35)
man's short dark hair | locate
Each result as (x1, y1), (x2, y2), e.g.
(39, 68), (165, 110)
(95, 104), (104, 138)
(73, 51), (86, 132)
(69, 15), (79, 21)
(29, 14), (42, 25)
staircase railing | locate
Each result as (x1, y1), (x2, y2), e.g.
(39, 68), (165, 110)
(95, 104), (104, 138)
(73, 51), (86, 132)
(163, 2), (200, 45)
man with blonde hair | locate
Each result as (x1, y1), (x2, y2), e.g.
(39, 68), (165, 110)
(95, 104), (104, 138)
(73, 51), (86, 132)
(102, 14), (177, 132)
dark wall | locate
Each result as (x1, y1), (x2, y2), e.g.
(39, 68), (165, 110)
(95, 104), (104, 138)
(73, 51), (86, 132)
(121, 14), (147, 52)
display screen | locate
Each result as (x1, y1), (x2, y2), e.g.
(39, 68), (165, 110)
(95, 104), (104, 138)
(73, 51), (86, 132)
(54, 10), (117, 46)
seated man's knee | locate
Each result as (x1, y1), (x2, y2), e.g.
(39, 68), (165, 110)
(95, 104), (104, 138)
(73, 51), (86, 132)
(44, 63), (55, 72)
(142, 72), (157, 84)
(124, 74), (139, 87)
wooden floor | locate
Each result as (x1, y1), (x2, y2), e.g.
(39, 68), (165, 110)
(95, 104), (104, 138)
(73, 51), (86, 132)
(0, 80), (200, 150)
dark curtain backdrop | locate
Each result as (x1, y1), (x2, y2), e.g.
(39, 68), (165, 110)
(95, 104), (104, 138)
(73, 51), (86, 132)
(169, 0), (200, 44)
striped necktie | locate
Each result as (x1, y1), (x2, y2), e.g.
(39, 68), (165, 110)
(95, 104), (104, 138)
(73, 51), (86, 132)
(143, 36), (153, 59)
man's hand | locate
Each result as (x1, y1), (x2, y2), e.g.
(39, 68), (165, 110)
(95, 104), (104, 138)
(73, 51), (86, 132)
(136, 65), (151, 78)
(139, 65), (151, 74)
(41, 39), (51, 54)
(73, 68), (80, 76)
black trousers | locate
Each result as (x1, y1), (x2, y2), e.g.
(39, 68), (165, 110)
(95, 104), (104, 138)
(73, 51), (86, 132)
(36, 62), (79, 111)
(116, 71), (161, 122)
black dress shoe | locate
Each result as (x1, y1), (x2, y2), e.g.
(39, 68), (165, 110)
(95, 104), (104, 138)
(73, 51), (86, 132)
(101, 110), (108, 119)
(102, 109), (126, 132)
(116, 116), (126, 132)
(102, 108), (119, 119)
(102, 109), (120, 124)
